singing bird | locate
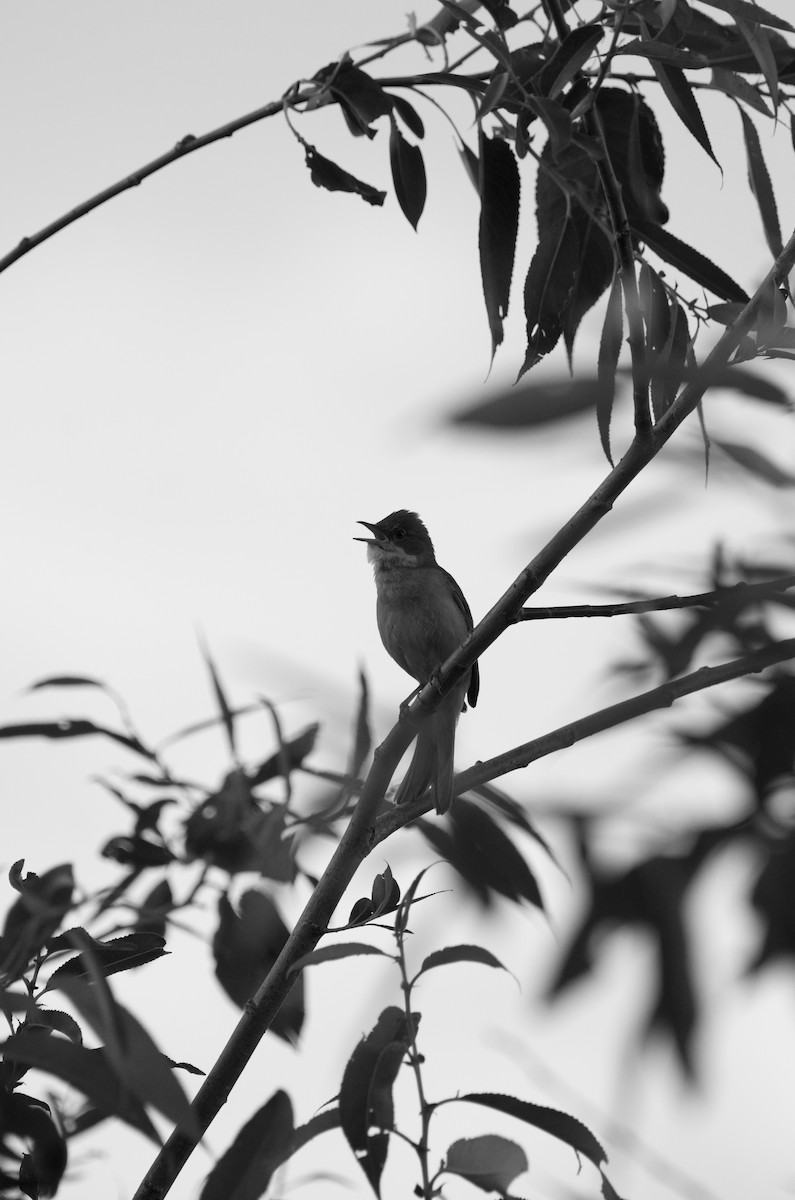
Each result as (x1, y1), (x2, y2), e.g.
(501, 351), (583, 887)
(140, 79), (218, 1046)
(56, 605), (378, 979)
(356, 510), (479, 814)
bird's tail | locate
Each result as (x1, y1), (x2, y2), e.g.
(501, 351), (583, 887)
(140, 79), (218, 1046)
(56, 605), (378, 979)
(394, 688), (462, 815)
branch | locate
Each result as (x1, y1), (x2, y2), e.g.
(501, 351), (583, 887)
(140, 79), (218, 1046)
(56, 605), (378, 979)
(373, 636), (795, 840)
(515, 575), (795, 621)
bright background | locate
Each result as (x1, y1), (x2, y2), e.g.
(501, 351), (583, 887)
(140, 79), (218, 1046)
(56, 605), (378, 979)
(2, 3), (795, 1198)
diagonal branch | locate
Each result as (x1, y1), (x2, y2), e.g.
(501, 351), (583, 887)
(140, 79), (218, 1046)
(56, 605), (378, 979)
(373, 636), (795, 840)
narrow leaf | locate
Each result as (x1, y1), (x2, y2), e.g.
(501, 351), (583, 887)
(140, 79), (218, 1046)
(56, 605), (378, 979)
(711, 67), (772, 116)
(739, 108), (782, 255)
(700, 0), (793, 32)
(597, 274), (623, 463)
(388, 92), (425, 138)
(287, 943), (389, 977)
(716, 440), (795, 486)
(199, 1090), (294, 1200)
(388, 117), (426, 230)
(479, 131), (520, 360)
(460, 1093), (607, 1169)
(458, 139), (480, 192)
(737, 17), (779, 108)
(521, 217), (580, 375)
(652, 298), (690, 417)
(0, 719), (155, 759)
(535, 27), (603, 98)
(415, 944), (508, 980)
(651, 60), (720, 168)
(198, 635), (236, 758)
(451, 376), (613, 428)
(616, 39), (709, 68)
(632, 220), (749, 302)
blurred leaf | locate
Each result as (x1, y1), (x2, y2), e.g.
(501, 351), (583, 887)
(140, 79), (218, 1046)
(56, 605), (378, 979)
(349, 671), (372, 783)
(101, 834), (174, 869)
(199, 1089), (294, 1200)
(418, 799), (543, 910)
(250, 723), (319, 787)
(707, 301), (747, 325)
(739, 108), (782, 256)
(0, 719), (155, 760)
(715, 440), (795, 486)
(750, 831), (795, 969)
(445, 1134), (527, 1192)
(700, 0), (792, 32)
(134, 878), (174, 939)
(184, 771), (296, 880)
(303, 143), (386, 206)
(597, 274), (623, 464)
(451, 375), (613, 428)
(0, 864), (74, 983)
(414, 944), (508, 980)
(3, 1031), (157, 1141)
(339, 1006), (418, 1195)
(388, 116), (426, 230)
(198, 635), (237, 759)
(479, 131), (520, 360)
(460, 1092), (607, 1167)
(632, 220), (749, 302)
(288, 943), (389, 976)
(213, 891), (303, 1042)
(7, 1092), (67, 1198)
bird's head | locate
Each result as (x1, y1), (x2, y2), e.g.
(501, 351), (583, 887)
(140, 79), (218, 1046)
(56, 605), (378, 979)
(354, 510), (436, 568)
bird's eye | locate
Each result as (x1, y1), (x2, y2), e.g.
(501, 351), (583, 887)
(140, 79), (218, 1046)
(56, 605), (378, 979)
(393, 528), (406, 541)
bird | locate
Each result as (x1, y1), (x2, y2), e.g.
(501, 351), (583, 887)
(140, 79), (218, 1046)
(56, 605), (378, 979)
(355, 510), (479, 814)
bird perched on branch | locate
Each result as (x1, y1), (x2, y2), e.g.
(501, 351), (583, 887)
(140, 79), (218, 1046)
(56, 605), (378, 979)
(355, 510), (479, 814)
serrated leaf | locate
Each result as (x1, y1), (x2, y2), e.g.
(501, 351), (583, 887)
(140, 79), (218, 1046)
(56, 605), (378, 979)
(340, 1006), (418, 1195)
(479, 131), (520, 360)
(460, 1092), (607, 1169)
(445, 1134), (528, 1193)
(739, 108), (782, 256)
(632, 220), (748, 302)
(46, 931), (167, 990)
(616, 38), (709, 68)
(303, 143), (386, 207)
(700, 0), (793, 33)
(597, 274), (623, 464)
(737, 17), (779, 108)
(651, 59), (720, 168)
(711, 67), (772, 115)
(521, 217), (579, 375)
(535, 27), (603, 98)
(288, 943), (389, 977)
(389, 117), (426, 230)
(414, 943), (508, 980)
(199, 1090), (294, 1200)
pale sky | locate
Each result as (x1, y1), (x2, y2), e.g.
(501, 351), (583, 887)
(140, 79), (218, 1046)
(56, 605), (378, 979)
(2, 4), (795, 1199)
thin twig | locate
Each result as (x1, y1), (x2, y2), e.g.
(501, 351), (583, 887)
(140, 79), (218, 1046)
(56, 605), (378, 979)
(515, 575), (795, 621)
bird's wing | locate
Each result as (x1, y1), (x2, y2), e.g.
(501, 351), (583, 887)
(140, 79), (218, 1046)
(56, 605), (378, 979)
(441, 567), (480, 709)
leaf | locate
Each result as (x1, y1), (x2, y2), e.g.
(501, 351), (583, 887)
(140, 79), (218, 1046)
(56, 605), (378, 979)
(27, 674), (107, 692)
(632, 220), (749, 302)
(3, 1031), (158, 1141)
(26, 1007), (83, 1044)
(326, 64), (393, 138)
(349, 671), (372, 782)
(460, 1092), (607, 1169)
(339, 1006), (418, 1196)
(699, 0), (793, 33)
(616, 38), (709, 68)
(199, 1090), (294, 1200)
(445, 1135), (528, 1193)
(46, 931), (167, 990)
(479, 131), (520, 360)
(0, 719), (155, 760)
(6, 1092), (67, 1198)
(249, 723), (319, 786)
(414, 944), (508, 980)
(715, 440), (795, 486)
(287, 943), (389, 977)
(388, 92), (424, 139)
(0, 864), (75, 983)
(198, 635), (237, 758)
(213, 891), (303, 1041)
(597, 274), (623, 463)
(184, 772), (296, 879)
(711, 67), (772, 115)
(707, 301), (747, 325)
(303, 143), (386, 207)
(650, 59), (720, 168)
(739, 108), (782, 256)
(651, 298), (690, 418)
(521, 217), (580, 376)
(389, 117), (426, 230)
(737, 17), (779, 108)
(535, 27), (603, 98)
(525, 96), (573, 157)
(458, 139), (480, 192)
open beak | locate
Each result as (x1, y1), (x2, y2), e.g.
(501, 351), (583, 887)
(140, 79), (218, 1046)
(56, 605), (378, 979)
(353, 519), (384, 545)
